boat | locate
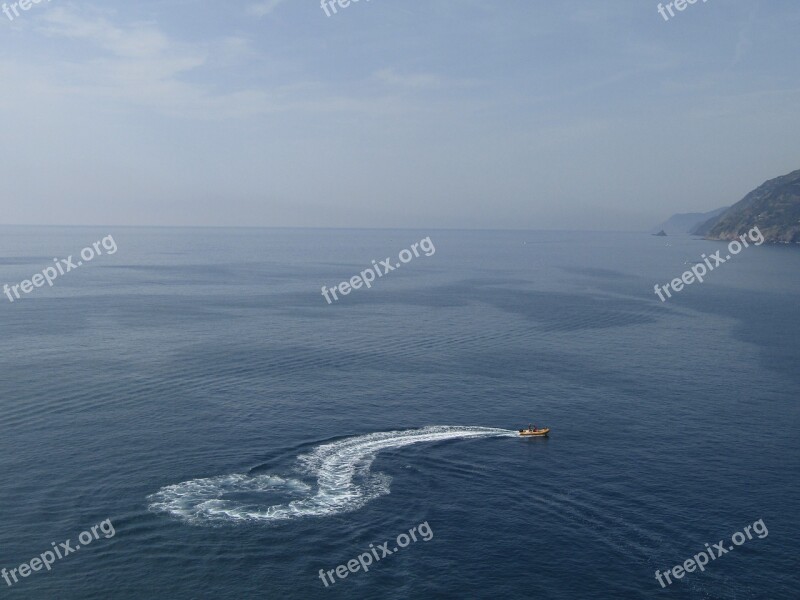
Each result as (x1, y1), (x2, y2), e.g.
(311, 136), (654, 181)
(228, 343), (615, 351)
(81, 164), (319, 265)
(519, 427), (550, 437)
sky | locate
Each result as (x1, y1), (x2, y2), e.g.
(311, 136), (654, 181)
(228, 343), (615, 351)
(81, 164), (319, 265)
(0, 0), (798, 230)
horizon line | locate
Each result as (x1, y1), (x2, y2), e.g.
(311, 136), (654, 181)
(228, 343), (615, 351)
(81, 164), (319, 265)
(0, 223), (661, 234)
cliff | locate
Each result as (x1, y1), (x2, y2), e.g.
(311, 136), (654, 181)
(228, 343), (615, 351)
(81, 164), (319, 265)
(653, 206), (728, 235)
(692, 169), (800, 243)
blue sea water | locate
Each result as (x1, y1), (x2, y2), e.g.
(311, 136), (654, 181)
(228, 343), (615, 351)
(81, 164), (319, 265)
(0, 227), (797, 599)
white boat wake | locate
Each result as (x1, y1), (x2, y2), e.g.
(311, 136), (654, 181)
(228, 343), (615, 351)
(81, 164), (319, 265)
(147, 426), (516, 524)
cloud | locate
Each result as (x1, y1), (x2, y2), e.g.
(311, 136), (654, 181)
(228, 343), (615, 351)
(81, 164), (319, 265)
(1, 6), (413, 120)
(373, 69), (480, 91)
(375, 69), (444, 89)
(245, 0), (287, 18)
(38, 7), (170, 59)
(10, 7), (284, 118)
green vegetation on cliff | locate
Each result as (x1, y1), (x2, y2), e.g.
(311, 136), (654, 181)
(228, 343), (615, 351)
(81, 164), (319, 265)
(693, 169), (800, 243)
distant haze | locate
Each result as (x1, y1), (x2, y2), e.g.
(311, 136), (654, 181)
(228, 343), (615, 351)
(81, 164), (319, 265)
(1, 0), (798, 230)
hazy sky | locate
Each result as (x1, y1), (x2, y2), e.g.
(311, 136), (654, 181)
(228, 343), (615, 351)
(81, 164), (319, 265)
(1, 0), (798, 230)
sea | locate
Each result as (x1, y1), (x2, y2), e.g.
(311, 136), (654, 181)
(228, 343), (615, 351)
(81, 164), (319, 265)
(0, 226), (797, 599)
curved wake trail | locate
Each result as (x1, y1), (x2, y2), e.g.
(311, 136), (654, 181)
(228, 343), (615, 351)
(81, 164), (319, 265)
(147, 426), (516, 524)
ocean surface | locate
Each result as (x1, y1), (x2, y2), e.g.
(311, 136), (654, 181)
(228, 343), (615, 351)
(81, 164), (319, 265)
(0, 227), (797, 599)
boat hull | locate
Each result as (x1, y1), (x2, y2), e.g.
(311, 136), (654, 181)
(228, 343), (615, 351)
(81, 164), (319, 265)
(519, 428), (550, 437)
